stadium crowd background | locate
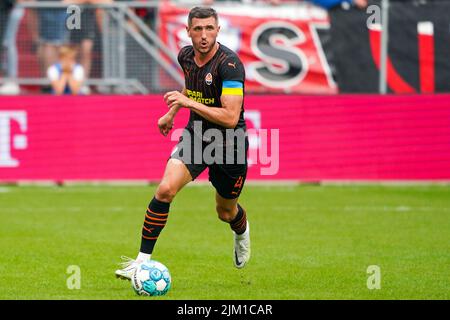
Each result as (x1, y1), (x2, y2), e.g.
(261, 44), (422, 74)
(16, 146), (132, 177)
(0, 0), (449, 95)
(0, 0), (377, 95)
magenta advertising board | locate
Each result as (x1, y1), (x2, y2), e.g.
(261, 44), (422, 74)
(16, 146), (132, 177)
(1, 95), (449, 182)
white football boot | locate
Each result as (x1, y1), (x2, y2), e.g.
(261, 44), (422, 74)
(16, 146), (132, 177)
(115, 256), (139, 280)
(233, 221), (251, 269)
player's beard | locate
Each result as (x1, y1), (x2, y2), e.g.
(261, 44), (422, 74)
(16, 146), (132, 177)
(195, 39), (217, 56)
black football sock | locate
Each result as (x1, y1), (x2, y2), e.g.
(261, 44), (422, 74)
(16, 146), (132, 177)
(229, 203), (247, 235)
(140, 197), (170, 254)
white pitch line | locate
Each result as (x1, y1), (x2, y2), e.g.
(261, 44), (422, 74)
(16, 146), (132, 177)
(343, 206), (449, 212)
(0, 207), (126, 213)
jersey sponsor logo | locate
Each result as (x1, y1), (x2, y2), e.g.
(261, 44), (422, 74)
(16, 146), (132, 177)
(228, 62), (237, 69)
(205, 73), (213, 86)
(186, 89), (215, 105)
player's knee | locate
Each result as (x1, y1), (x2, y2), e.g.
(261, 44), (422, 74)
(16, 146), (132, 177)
(216, 205), (235, 222)
(155, 182), (177, 203)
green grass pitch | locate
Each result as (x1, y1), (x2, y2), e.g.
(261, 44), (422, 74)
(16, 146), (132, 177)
(0, 184), (448, 299)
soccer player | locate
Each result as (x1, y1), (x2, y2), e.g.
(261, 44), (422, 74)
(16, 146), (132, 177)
(115, 6), (250, 279)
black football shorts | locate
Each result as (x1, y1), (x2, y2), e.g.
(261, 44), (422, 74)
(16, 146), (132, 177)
(170, 129), (248, 199)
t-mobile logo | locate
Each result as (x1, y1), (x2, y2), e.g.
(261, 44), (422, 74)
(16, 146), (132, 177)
(0, 111), (28, 167)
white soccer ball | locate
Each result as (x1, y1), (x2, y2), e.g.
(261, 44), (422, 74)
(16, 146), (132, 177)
(131, 260), (171, 296)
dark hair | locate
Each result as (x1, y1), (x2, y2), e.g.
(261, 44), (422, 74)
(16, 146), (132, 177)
(188, 7), (218, 27)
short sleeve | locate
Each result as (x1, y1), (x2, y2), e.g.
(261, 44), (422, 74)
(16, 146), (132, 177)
(177, 46), (189, 69)
(219, 56), (245, 96)
(219, 56), (245, 82)
(47, 65), (59, 81)
(72, 65), (85, 82)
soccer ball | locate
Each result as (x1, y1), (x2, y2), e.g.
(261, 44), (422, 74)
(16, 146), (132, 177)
(132, 260), (171, 296)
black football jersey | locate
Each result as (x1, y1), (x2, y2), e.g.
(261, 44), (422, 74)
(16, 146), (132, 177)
(177, 43), (247, 136)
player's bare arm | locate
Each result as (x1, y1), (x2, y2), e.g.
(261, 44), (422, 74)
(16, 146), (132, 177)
(165, 90), (242, 129)
(158, 88), (188, 136)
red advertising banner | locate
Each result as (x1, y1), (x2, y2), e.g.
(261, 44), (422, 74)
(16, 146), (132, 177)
(158, 2), (337, 94)
(1, 95), (450, 182)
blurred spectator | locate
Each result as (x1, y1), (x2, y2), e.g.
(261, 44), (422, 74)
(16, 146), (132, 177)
(241, 0), (291, 4)
(309, 0), (368, 10)
(0, 1), (14, 42)
(200, 0), (285, 4)
(0, 0), (25, 95)
(47, 45), (85, 95)
(63, 0), (113, 94)
(36, 0), (69, 88)
(24, 3), (40, 54)
(0, 0), (14, 80)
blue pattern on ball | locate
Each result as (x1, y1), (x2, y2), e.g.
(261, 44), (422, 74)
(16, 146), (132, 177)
(143, 280), (157, 293)
(150, 269), (162, 281)
(132, 260), (171, 297)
